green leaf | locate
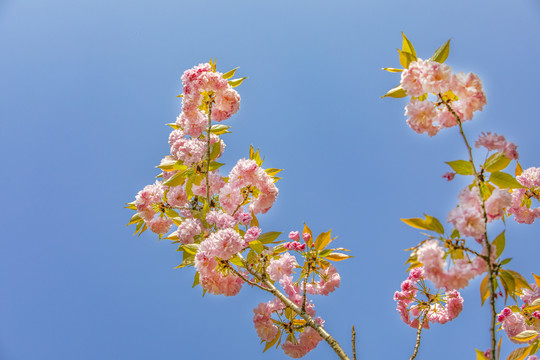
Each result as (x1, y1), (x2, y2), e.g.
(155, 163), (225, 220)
(512, 330), (539, 343)
(303, 223), (313, 247)
(249, 240), (264, 254)
(209, 142), (221, 160)
(126, 213), (142, 226)
(210, 124), (231, 135)
(263, 329), (281, 353)
(163, 168), (189, 187)
(480, 275), (490, 306)
(228, 77), (247, 87)
(181, 244), (199, 255)
(506, 346), (531, 360)
(125, 201), (137, 210)
(475, 349), (489, 360)
(506, 270), (532, 291)
(192, 272), (200, 288)
(229, 256), (244, 267)
(397, 49), (415, 68)
(382, 67), (403, 73)
(534, 273), (540, 288)
(318, 249), (333, 258)
(490, 171), (524, 189)
(445, 160), (474, 175)
(222, 67), (238, 80)
(314, 230), (332, 250)
(325, 252), (353, 261)
(400, 214), (444, 234)
(484, 152), (512, 173)
(265, 168), (283, 176)
(166, 122), (180, 129)
(500, 270), (516, 300)
(257, 231), (282, 244)
(208, 161), (225, 171)
(401, 32), (417, 59)
(430, 39), (451, 63)
(381, 84), (407, 98)
(493, 231), (505, 258)
(500, 258), (512, 266)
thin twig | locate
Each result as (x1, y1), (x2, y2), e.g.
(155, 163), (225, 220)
(352, 325), (357, 360)
(409, 312), (427, 360)
(228, 265), (269, 291)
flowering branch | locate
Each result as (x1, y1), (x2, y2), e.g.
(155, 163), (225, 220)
(239, 254), (351, 360)
(439, 93), (498, 356)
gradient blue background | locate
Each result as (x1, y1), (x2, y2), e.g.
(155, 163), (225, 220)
(1, 1), (540, 359)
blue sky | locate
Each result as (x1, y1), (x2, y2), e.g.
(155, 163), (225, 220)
(1, 0), (540, 359)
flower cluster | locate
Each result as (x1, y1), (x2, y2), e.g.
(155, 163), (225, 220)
(509, 167), (540, 224)
(394, 267), (464, 329)
(128, 62), (351, 359)
(401, 59), (486, 136)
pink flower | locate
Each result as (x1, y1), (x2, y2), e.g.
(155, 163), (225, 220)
(135, 181), (165, 222)
(447, 187), (485, 241)
(485, 188), (512, 221)
(289, 231), (300, 241)
(177, 218), (202, 244)
(267, 252), (298, 281)
(401, 60), (428, 97)
(521, 284), (540, 305)
(244, 226), (262, 244)
(306, 265), (341, 296)
(166, 186), (187, 207)
(475, 132), (519, 160)
(404, 99), (439, 137)
(281, 324), (323, 358)
(206, 210), (237, 229)
(192, 171), (225, 198)
(421, 61), (452, 95)
(176, 110), (206, 137)
(147, 216), (173, 234)
(171, 138), (206, 166)
(219, 159), (279, 215)
(451, 72), (486, 121)
(211, 228), (245, 260)
(284, 242), (306, 251)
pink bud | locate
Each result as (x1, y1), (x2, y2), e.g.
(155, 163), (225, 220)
(302, 233), (311, 241)
(288, 231), (300, 241)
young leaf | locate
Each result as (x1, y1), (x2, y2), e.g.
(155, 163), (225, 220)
(381, 84), (407, 98)
(192, 272), (200, 288)
(400, 214), (444, 234)
(228, 77), (247, 87)
(430, 39), (451, 63)
(475, 349), (489, 360)
(249, 240), (264, 254)
(401, 32), (417, 59)
(125, 201), (137, 210)
(516, 161), (523, 176)
(493, 230), (506, 258)
(506, 346), (531, 360)
(506, 270), (532, 291)
(512, 330), (540, 343)
(163, 169), (189, 187)
(126, 213), (142, 226)
(445, 160), (474, 175)
(325, 252), (353, 261)
(314, 230), (332, 250)
(534, 273), (540, 288)
(258, 231), (282, 244)
(500, 270), (516, 300)
(210, 124), (231, 135)
(382, 67), (403, 73)
(222, 67), (238, 80)
(480, 275), (490, 306)
(303, 223), (313, 247)
(484, 152), (511, 173)
(490, 171), (524, 189)
(397, 49), (415, 69)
